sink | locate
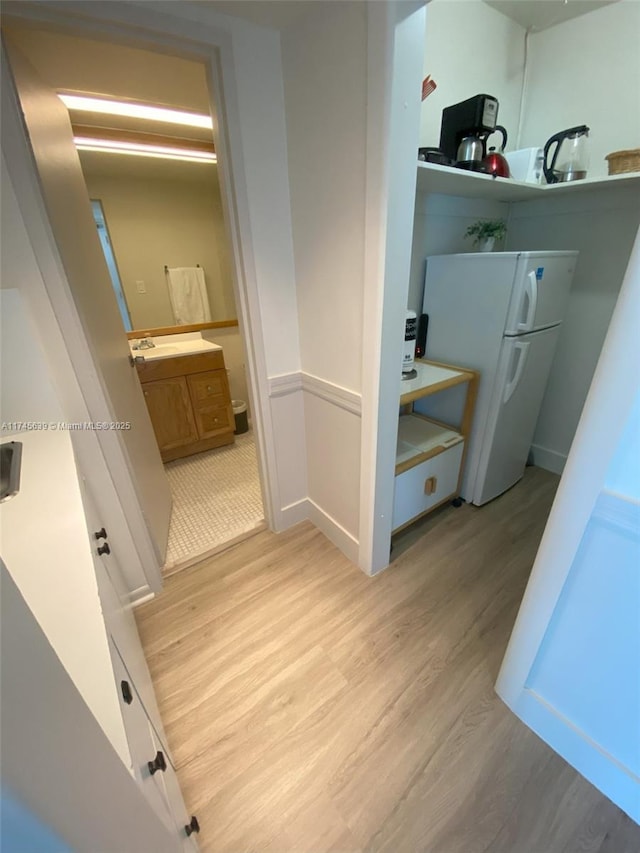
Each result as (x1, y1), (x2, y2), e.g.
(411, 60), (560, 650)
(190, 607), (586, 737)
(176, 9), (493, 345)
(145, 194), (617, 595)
(0, 441), (23, 503)
(130, 339), (222, 361)
(150, 345), (179, 355)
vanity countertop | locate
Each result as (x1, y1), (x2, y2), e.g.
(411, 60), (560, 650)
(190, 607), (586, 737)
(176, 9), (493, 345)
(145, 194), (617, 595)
(129, 337), (222, 362)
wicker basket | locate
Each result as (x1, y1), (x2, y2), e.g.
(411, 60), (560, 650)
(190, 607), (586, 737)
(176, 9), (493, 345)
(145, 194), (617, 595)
(605, 149), (640, 175)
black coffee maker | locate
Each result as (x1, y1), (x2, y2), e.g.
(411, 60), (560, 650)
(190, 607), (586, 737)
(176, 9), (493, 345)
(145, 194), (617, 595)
(439, 94), (500, 171)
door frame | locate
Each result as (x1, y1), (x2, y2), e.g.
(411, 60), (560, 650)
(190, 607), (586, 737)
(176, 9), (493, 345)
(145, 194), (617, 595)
(1, 3), (282, 579)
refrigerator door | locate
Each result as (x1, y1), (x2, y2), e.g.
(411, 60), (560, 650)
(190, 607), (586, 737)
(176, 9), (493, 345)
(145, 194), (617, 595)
(504, 252), (577, 336)
(472, 325), (561, 505)
(422, 253), (519, 501)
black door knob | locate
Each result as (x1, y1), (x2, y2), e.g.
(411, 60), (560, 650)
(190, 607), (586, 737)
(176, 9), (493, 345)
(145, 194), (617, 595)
(120, 680), (133, 705)
(94, 527), (108, 540)
(184, 816), (200, 837)
(96, 542), (111, 557)
(147, 751), (167, 775)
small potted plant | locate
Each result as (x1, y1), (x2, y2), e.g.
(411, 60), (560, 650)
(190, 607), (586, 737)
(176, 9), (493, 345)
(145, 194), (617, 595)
(465, 219), (507, 252)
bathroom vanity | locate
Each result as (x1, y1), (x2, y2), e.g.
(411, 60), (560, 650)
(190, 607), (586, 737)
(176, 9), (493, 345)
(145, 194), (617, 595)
(133, 337), (234, 462)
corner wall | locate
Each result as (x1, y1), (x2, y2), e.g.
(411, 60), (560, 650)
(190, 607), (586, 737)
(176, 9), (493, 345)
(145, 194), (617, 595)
(281, 1), (368, 555)
(420, 0), (525, 149)
(521, 0), (640, 179)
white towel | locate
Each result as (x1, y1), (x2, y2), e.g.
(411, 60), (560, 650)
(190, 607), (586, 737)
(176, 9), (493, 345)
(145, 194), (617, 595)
(165, 267), (212, 325)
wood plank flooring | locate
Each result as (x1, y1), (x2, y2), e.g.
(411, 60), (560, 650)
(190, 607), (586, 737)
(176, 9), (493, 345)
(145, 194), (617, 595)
(136, 468), (640, 853)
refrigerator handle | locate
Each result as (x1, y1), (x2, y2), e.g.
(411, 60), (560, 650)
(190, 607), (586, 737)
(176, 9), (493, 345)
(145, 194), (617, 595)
(503, 341), (530, 404)
(517, 271), (538, 332)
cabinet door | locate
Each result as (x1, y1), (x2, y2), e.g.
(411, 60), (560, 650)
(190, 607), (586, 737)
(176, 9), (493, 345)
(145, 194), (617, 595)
(142, 377), (199, 451)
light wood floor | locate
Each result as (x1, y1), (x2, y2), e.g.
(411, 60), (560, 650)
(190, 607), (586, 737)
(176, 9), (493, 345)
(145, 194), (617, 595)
(136, 468), (640, 853)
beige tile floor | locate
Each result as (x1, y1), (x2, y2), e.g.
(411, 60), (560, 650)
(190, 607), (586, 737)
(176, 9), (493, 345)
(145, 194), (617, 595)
(163, 430), (264, 573)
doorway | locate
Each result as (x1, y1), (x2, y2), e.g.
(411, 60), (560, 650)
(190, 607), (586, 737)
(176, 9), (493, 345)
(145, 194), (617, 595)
(9, 24), (267, 574)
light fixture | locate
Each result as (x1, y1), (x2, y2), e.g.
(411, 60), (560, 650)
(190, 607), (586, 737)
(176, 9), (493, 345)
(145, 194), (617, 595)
(59, 93), (213, 129)
(73, 136), (217, 164)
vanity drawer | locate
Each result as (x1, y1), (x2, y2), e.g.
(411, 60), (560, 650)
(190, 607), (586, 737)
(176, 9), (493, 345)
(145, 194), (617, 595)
(188, 370), (229, 406)
(193, 402), (233, 439)
(392, 441), (464, 531)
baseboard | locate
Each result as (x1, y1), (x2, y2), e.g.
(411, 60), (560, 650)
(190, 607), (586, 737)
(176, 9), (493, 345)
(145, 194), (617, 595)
(278, 498), (310, 529)
(130, 585), (153, 607)
(530, 444), (567, 475)
(305, 498), (360, 565)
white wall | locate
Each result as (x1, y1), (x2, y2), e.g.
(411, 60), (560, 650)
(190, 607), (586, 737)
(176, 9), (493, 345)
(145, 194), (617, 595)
(521, 0), (640, 178)
(409, 193), (508, 313)
(282, 1), (366, 393)
(0, 290), (64, 428)
(421, 0), (525, 150)
(202, 325), (250, 410)
(281, 1), (368, 546)
(507, 186), (640, 473)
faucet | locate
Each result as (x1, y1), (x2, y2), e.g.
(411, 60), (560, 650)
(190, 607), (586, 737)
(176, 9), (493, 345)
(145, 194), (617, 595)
(131, 337), (156, 350)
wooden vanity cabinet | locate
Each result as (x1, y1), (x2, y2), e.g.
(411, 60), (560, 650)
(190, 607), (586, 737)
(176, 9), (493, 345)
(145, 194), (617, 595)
(136, 351), (234, 462)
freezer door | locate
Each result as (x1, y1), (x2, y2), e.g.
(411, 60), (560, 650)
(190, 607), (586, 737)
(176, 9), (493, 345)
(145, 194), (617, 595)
(504, 253), (577, 335)
(473, 325), (561, 505)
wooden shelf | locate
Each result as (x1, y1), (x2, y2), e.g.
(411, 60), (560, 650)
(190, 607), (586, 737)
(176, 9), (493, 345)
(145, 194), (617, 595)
(400, 360), (475, 406)
(416, 161), (640, 203)
(396, 414), (463, 473)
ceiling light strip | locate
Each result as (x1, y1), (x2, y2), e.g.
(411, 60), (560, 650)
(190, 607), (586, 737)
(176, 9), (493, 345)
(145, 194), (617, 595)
(60, 93), (213, 129)
(73, 137), (217, 163)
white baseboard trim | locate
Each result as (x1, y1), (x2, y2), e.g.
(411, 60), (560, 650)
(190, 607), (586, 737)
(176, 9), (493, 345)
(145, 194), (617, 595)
(278, 498), (310, 529)
(130, 585), (153, 607)
(305, 498), (360, 565)
(530, 444), (567, 476)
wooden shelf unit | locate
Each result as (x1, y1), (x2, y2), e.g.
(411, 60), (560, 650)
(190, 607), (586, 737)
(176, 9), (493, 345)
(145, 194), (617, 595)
(416, 161), (640, 203)
(393, 359), (478, 533)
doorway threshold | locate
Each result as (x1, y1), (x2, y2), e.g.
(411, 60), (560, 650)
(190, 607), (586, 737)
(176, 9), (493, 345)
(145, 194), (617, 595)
(162, 520), (266, 578)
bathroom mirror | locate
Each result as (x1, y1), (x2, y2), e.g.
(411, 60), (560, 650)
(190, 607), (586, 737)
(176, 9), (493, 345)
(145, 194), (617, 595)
(78, 148), (238, 335)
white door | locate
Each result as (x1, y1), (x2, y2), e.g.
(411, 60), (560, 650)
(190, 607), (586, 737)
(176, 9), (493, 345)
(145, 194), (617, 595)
(474, 325), (560, 505)
(2, 37), (172, 570)
(504, 251), (577, 335)
(496, 229), (640, 822)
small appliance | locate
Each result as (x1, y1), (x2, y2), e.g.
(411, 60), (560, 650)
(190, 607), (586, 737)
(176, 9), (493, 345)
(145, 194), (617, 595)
(505, 147), (544, 184)
(543, 126), (590, 183)
(439, 94), (499, 167)
(482, 126), (510, 177)
(418, 147), (452, 166)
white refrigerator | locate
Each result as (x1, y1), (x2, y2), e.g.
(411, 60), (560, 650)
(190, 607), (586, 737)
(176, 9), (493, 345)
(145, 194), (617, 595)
(420, 251), (578, 506)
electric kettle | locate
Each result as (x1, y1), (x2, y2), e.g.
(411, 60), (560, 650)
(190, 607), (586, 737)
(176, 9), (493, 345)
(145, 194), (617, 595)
(543, 125), (590, 183)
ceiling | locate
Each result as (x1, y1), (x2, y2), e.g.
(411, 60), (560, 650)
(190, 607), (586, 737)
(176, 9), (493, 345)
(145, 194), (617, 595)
(483, 0), (620, 32)
(185, 0), (311, 31)
(78, 149), (216, 182)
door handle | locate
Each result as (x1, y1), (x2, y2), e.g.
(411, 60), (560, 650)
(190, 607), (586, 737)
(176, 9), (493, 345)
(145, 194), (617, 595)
(147, 751), (167, 775)
(503, 342), (529, 404)
(424, 476), (438, 496)
(517, 271), (538, 332)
